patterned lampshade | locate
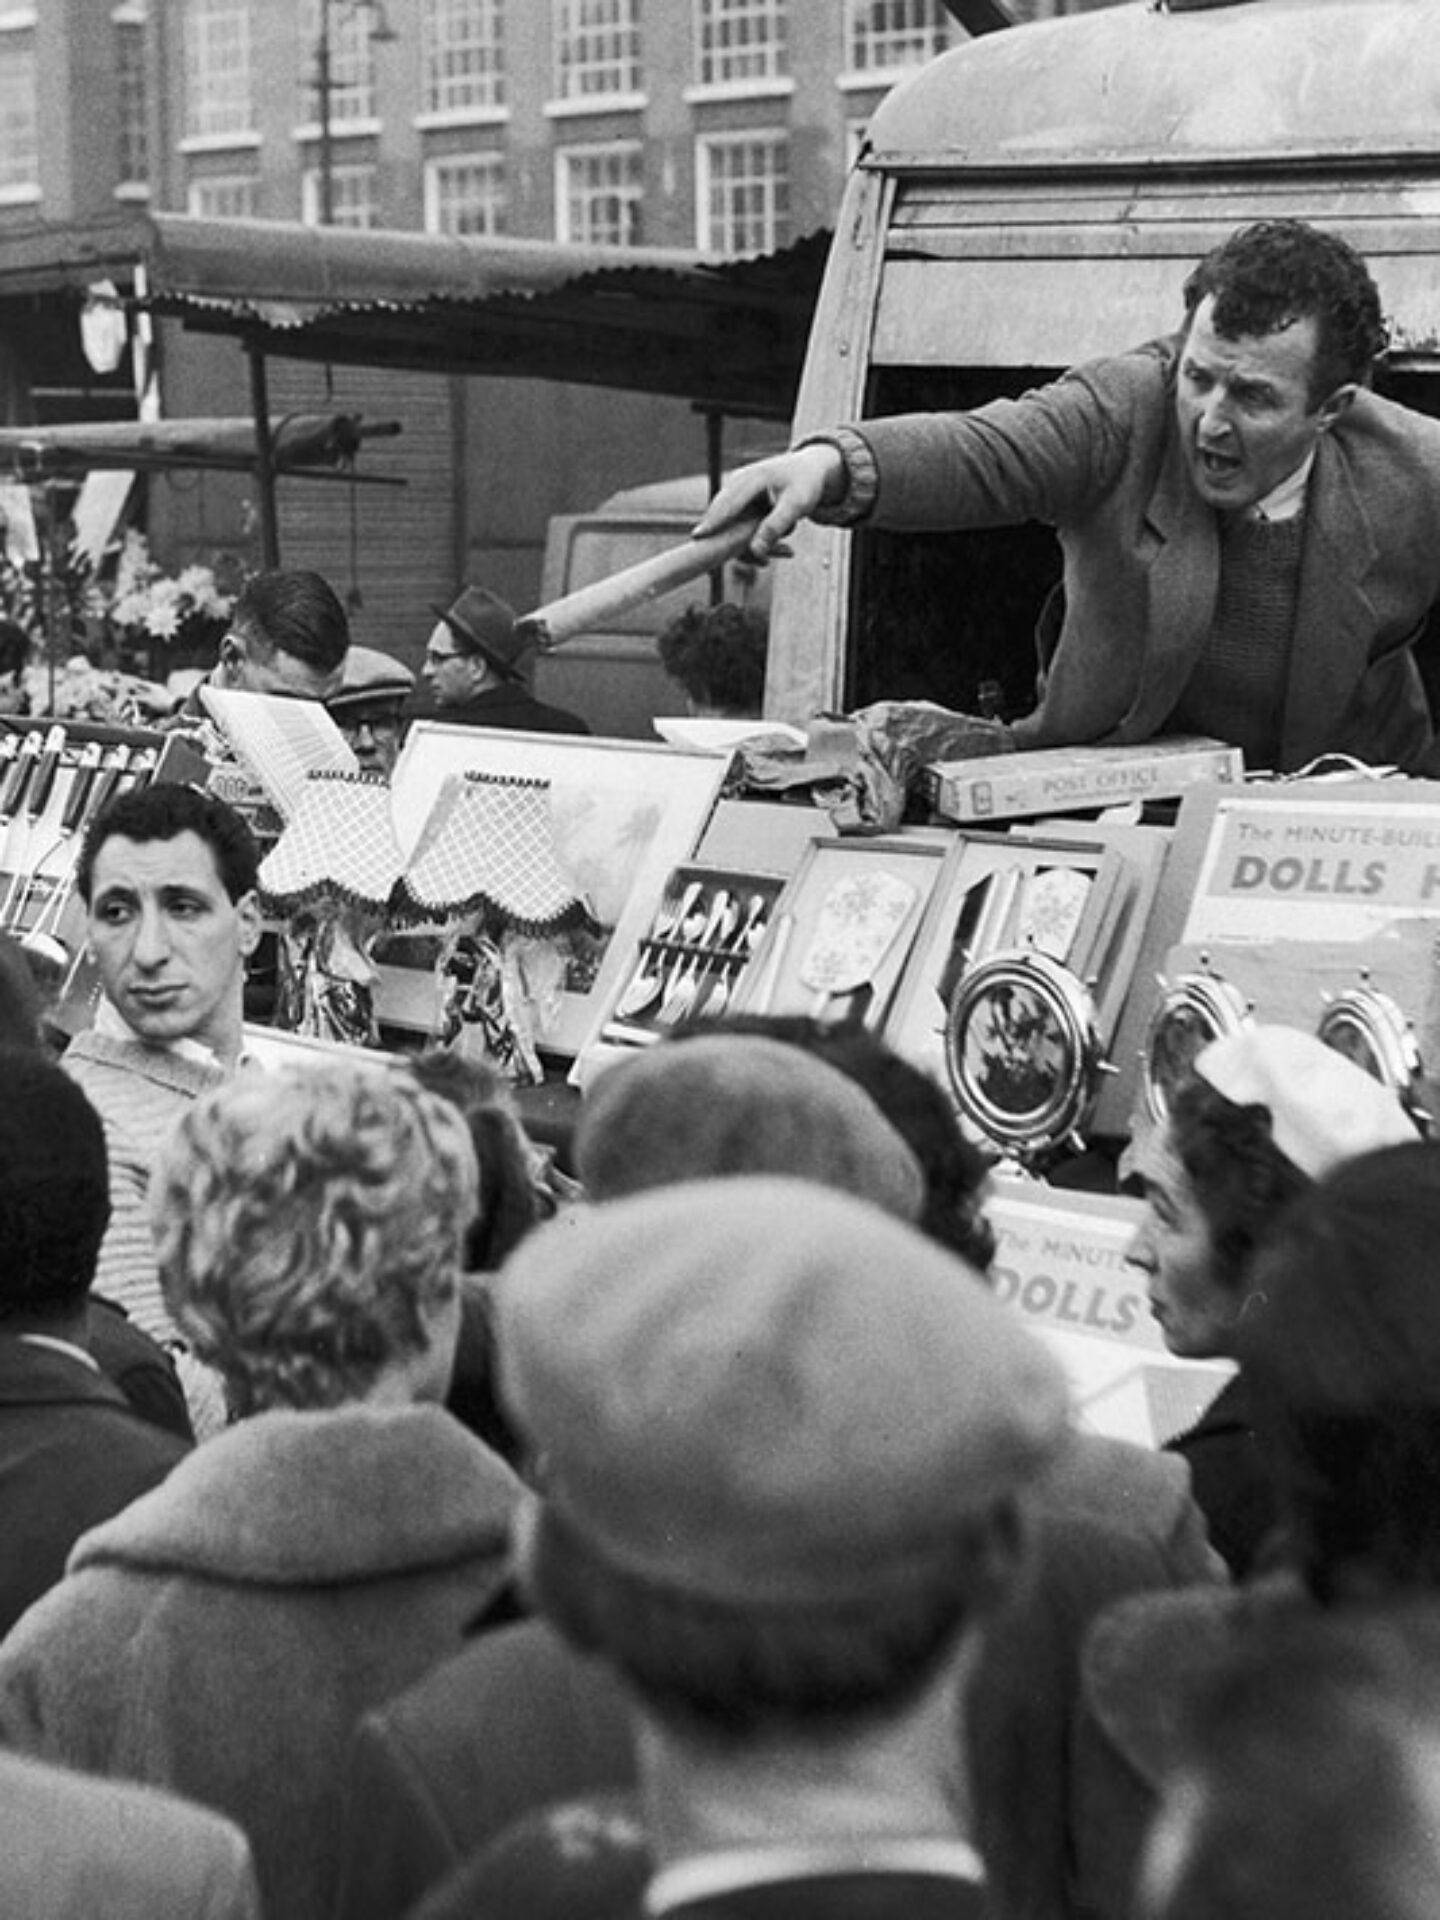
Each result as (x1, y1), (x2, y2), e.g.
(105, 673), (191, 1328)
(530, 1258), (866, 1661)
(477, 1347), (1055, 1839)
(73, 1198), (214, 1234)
(394, 772), (592, 935)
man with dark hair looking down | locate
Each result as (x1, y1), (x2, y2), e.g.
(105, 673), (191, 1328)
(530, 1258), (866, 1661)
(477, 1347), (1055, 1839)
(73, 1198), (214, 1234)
(696, 219), (1440, 774)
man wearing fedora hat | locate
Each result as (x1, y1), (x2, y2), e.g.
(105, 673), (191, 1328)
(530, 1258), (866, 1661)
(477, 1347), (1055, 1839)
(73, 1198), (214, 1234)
(420, 587), (589, 735)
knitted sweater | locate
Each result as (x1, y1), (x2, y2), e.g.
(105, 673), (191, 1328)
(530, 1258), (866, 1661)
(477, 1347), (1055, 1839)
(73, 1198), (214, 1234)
(0, 1402), (521, 1920)
(61, 1031), (227, 1350)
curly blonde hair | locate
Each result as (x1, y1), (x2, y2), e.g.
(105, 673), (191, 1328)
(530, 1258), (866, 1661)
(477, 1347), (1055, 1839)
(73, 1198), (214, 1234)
(151, 1061), (478, 1415)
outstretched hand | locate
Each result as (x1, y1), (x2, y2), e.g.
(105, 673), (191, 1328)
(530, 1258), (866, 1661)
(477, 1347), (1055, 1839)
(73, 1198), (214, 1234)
(691, 443), (846, 563)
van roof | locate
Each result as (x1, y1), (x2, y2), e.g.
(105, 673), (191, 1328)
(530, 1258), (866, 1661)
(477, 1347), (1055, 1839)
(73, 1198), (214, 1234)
(868, 0), (1436, 164)
(859, 0), (1440, 368)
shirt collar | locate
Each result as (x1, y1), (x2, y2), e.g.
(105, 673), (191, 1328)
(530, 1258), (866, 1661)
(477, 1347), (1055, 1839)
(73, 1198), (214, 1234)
(1247, 449), (1315, 523)
(646, 1839), (985, 1916)
(15, 1332), (101, 1374)
(93, 996), (249, 1071)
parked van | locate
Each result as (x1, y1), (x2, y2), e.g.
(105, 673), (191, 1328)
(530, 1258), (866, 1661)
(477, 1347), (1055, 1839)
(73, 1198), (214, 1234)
(764, 0), (1440, 727)
(532, 472), (772, 739)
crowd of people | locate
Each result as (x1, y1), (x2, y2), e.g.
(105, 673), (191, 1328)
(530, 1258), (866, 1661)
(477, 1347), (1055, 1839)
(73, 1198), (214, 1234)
(8, 208), (1440, 1918)
(4, 778), (1440, 1920)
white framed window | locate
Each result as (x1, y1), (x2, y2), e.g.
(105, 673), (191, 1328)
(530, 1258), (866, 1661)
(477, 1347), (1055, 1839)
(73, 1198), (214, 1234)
(0, 26), (35, 196)
(556, 140), (642, 246)
(696, 0), (787, 88)
(696, 130), (788, 256)
(846, 0), (953, 73)
(302, 160), (377, 227)
(422, 0), (504, 114)
(424, 152), (507, 234)
(303, 0), (380, 126)
(114, 7), (149, 188)
(184, 0), (253, 141)
(553, 0), (640, 102)
(187, 171), (259, 218)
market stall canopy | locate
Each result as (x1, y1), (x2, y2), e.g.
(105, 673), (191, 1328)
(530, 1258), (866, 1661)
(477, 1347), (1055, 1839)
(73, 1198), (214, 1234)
(0, 212), (829, 420)
(0, 412), (400, 479)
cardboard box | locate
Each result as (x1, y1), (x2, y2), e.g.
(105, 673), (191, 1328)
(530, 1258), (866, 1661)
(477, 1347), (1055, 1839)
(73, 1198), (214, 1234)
(924, 736), (1243, 824)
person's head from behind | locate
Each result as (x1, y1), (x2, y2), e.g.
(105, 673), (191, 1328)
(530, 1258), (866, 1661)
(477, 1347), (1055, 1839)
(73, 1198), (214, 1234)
(1176, 218), (1387, 511)
(575, 1031), (926, 1228)
(1125, 1026), (1414, 1360)
(499, 1177), (1067, 1746)
(0, 931), (45, 1051)
(696, 1012), (997, 1267)
(150, 1060), (478, 1419)
(1240, 1139), (1440, 1602)
(1138, 1604), (1440, 1920)
(76, 783), (262, 1060)
(218, 568), (349, 702)
(408, 1048), (553, 1273)
(0, 615), (28, 713)
(657, 602), (769, 718)
(0, 1050), (109, 1337)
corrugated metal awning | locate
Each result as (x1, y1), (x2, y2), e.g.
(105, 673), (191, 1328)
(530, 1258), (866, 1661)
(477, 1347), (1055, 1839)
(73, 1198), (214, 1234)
(0, 213), (829, 420)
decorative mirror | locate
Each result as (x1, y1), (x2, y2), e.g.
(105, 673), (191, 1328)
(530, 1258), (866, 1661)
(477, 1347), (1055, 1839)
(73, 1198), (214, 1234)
(1143, 965), (1251, 1122)
(1317, 977), (1428, 1131)
(944, 949), (1103, 1164)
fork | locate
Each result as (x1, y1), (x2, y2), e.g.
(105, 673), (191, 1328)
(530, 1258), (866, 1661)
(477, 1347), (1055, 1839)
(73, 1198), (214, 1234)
(656, 952), (704, 1026)
(614, 943), (668, 1020)
(652, 877), (703, 941)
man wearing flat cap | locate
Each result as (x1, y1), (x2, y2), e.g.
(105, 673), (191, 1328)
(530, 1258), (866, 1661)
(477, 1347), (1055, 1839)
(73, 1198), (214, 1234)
(411, 1175), (1068, 1919)
(326, 645), (415, 776)
(417, 586), (590, 735)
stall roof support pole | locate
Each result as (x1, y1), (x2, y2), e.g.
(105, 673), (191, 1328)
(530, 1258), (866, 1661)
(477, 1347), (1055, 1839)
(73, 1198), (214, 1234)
(704, 405), (726, 607)
(245, 336), (281, 569)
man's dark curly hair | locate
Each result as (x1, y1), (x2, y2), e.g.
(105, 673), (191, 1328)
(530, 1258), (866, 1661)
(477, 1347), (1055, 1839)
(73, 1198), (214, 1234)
(658, 602), (768, 718)
(1183, 219), (1389, 404)
(1167, 1073), (1311, 1296)
(76, 782), (260, 906)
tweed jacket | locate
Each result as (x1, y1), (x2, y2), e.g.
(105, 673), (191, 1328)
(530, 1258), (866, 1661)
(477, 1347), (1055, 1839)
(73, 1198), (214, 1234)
(849, 340), (1440, 772)
(0, 1402), (521, 1920)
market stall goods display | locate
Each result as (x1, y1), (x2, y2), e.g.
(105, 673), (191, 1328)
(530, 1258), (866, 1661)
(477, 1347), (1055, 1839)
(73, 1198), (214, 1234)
(601, 864), (783, 1047)
(385, 724), (730, 1061)
(734, 836), (946, 1034)
(0, 719), (192, 1025)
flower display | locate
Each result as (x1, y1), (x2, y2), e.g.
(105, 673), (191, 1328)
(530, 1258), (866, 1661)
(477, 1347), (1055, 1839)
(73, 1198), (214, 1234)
(107, 532), (237, 648)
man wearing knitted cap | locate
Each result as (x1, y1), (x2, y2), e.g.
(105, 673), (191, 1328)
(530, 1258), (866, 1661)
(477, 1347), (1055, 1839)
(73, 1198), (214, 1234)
(416, 586), (590, 735)
(1125, 1024), (1417, 1578)
(413, 1177), (1068, 1920)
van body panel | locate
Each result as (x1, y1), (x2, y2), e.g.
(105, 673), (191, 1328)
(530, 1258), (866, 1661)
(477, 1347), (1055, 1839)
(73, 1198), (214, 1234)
(765, 0), (1440, 729)
(534, 483), (772, 738)
(867, 0), (1437, 164)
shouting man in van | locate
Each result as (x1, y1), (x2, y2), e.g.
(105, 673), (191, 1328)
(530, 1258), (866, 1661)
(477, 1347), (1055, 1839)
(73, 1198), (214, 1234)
(697, 219), (1440, 777)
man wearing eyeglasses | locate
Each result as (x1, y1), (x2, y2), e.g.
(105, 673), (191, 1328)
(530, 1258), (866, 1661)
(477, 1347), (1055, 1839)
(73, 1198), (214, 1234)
(418, 587), (590, 736)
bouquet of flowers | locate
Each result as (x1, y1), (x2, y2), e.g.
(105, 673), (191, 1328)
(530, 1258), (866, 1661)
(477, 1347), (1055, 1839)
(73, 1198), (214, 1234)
(107, 531), (237, 653)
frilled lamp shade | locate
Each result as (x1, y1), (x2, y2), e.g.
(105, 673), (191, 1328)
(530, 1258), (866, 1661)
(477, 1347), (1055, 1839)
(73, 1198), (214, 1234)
(258, 770), (403, 915)
(393, 772), (592, 936)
